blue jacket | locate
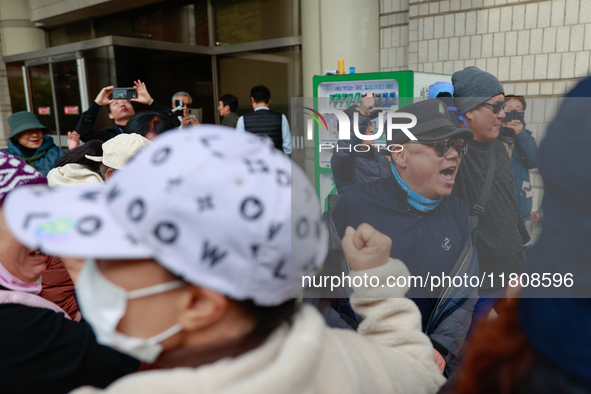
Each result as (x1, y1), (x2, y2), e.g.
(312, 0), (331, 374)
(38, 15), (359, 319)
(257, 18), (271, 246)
(516, 79), (591, 387)
(333, 176), (478, 374)
(4, 135), (64, 176)
(500, 128), (538, 221)
(331, 113), (392, 193)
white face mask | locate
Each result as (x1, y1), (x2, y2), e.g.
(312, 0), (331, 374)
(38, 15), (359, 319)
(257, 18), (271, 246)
(75, 258), (185, 363)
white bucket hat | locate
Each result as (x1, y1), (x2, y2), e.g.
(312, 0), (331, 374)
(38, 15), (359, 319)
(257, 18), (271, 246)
(86, 133), (151, 170)
(4, 126), (328, 306)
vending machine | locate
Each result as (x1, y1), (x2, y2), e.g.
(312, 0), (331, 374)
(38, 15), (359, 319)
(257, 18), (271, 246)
(312, 71), (452, 210)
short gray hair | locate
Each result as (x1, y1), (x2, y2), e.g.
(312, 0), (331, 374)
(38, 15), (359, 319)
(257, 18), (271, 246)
(99, 163), (114, 180)
(172, 91), (192, 103)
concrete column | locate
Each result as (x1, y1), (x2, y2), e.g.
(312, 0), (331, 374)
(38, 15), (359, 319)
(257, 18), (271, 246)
(0, 0), (46, 56)
(301, 0), (379, 181)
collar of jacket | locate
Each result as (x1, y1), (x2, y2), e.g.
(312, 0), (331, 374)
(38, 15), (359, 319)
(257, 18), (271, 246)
(384, 174), (438, 216)
(468, 139), (492, 150)
(156, 330), (269, 368)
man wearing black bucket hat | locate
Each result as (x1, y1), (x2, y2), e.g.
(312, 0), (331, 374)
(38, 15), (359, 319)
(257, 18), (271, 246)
(333, 99), (479, 376)
(3, 111), (64, 175)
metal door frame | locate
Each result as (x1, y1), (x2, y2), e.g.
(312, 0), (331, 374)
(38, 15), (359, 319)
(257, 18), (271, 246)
(5, 34), (302, 131)
(21, 51), (88, 148)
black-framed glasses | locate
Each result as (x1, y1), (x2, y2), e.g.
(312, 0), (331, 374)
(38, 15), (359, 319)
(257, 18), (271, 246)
(409, 137), (469, 157)
(482, 100), (507, 114)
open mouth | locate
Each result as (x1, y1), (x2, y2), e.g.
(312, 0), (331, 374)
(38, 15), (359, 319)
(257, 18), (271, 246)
(440, 167), (456, 182)
(29, 249), (45, 258)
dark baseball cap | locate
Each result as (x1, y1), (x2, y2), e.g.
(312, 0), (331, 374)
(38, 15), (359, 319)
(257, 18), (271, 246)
(387, 99), (474, 145)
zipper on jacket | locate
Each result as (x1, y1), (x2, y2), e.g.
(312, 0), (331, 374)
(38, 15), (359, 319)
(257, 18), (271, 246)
(412, 214), (424, 244)
(425, 239), (473, 335)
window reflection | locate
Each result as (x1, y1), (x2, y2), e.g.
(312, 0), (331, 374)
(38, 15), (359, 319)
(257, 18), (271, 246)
(218, 47), (301, 123)
(94, 2), (209, 45)
(48, 20), (92, 46)
(46, 2), (210, 47)
(7, 62), (26, 113)
(214, 0), (299, 45)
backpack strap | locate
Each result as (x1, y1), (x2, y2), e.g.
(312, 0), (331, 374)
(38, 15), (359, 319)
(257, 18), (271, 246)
(470, 146), (496, 231)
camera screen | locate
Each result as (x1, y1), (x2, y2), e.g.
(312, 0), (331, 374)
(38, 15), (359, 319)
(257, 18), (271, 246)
(111, 88), (137, 100)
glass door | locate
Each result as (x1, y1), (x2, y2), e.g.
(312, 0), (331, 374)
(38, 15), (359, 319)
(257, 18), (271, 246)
(28, 64), (57, 134)
(23, 53), (86, 148)
(53, 60), (83, 142)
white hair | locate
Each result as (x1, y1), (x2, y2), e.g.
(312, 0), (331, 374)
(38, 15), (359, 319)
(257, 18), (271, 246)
(172, 91), (192, 103)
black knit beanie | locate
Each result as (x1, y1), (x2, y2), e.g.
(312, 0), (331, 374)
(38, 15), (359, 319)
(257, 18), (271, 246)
(452, 66), (504, 113)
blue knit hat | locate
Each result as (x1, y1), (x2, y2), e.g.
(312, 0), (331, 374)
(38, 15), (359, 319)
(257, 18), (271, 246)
(428, 81), (454, 98)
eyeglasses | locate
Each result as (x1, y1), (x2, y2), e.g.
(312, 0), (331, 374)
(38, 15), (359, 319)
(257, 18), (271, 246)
(482, 100), (507, 114)
(409, 137), (469, 157)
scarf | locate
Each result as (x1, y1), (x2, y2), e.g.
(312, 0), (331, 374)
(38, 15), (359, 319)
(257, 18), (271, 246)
(18, 151), (47, 170)
(391, 163), (443, 212)
(0, 262), (42, 294)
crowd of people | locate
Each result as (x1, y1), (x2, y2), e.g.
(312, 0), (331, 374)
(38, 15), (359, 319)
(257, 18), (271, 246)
(3, 80), (289, 175)
(0, 66), (588, 393)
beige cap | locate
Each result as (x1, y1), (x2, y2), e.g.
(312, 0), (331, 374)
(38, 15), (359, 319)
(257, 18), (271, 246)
(47, 163), (104, 187)
(86, 134), (151, 170)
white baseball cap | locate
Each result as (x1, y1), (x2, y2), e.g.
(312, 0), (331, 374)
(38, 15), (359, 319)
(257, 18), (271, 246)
(4, 126), (328, 306)
(86, 133), (151, 170)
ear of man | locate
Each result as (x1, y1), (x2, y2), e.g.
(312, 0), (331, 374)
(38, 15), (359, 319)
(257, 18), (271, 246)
(177, 286), (229, 331)
(391, 143), (410, 169)
(104, 168), (115, 181)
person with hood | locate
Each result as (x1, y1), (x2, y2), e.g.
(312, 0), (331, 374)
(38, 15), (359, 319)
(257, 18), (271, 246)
(0, 152), (141, 394)
(428, 82), (460, 128)
(497, 95), (538, 221)
(4, 126), (446, 394)
(331, 94), (393, 193)
(47, 140), (105, 187)
(3, 111), (64, 176)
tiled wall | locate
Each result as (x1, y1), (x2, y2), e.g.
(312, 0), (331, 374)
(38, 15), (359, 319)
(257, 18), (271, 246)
(381, 0), (411, 70)
(379, 0), (588, 239)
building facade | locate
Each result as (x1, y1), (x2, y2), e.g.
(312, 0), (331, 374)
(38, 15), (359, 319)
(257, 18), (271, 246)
(379, 0), (591, 237)
(0, 0), (587, 238)
(0, 0), (302, 149)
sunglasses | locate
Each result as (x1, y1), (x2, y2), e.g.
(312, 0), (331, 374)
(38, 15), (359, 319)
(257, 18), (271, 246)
(409, 137), (469, 157)
(482, 100), (507, 114)
(174, 100), (191, 108)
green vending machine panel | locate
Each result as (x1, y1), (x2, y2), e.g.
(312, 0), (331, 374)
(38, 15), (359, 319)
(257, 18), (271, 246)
(312, 71), (451, 211)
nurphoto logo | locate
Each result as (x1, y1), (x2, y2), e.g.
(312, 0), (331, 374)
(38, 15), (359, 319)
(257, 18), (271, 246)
(304, 108), (419, 153)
